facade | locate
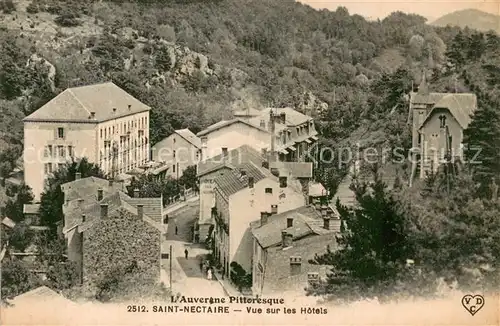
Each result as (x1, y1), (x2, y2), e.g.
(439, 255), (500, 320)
(61, 174), (163, 282)
(197, 145), (265, 242)
(151, 128), (201, 179)
(211, 161), (308, 275)
(23, 82), (151, 199)
(250, 204), (339, 296)
(410, 76), (477, 179)
(196, 107), (318, 163)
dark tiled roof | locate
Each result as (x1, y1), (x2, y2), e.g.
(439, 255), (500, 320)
(214, 163), (266, 197)
(411, 92), (477, 129)
(197, 144), (265, 177)
(126, 197), (163, 223)
(175, 129), (201, 149)
(196, 118), (269, 137)
(251, 206), (316, 248)
(23, 204), (40, 215)
(23, 82), (150, 123)
(250, 107), (312, 127)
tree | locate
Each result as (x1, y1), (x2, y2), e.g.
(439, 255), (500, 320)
(179, 165), (198, 192)
(463, 93), (500, 194)
(1, 260), (41, 301)
(309, 169), (415, 300)
(38, 158), (105, 230)
(2, 183), (35, 222)
(0, 0), (16, 14)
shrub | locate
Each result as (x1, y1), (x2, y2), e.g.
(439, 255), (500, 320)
(26, 2), (39, 14)
(54, 9), (82, 27)
(1, 0), (16, 14)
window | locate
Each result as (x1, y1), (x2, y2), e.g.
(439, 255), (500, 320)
(439, 115), (446, 128)
(265, 187), (272, 194)
(58, 163), (64, 170)
(68, 146), (74, 157)
(279, 176), (287, 188)
(58, 146), (65, 157)
(57, 128), (64, 139)
(44, 146), (50, 157)
(173, 150), (176, 159)
(173, 138), (176, 144)
(173, 164), (176, 173)
(44, 163), (53, 174)
(100, 129), (103, 138)
(290, 257), (302, 276)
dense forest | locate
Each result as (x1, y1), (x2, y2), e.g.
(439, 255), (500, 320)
(1, 0), (500, 301)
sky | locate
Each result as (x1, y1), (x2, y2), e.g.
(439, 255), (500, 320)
(298, 0), (500, 21)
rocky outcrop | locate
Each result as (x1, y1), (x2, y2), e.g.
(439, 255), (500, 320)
(26, 53), (56, 92)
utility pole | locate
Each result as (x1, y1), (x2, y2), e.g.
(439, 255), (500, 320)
(169, 245), (173, 291)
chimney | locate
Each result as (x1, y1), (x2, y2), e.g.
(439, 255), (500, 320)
(221, 147), (228, 157)
(90, 112), (96, 119)
(82, 214), (86, 223)
(270, 168), (279, 177)
(321, 205), (328, 217)
(100, 204), (108, 219)
(287, 217), (293, 228)
(282, 231), (293, 248)
(248, 176), (254, 188)
(323, 215), (330, 230)
(137, 204), (144, 219)
(279, 176), (287, 188)
(75, 172), (81, 180)
(271, 204), (278, 215)
(240, 169), (247, 177)
(134, 188), (140, 198)
(280, 112), (286, 124)
(260, 212), (269, 226)
(262, 161), (269, 169)
(269, 110), (276, 163)
(97, 187), (103, 201)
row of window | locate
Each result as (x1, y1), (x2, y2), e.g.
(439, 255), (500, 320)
(44, 163), (65, 174)
(44, 145), (74, 158)
(99, 117), (148, 140)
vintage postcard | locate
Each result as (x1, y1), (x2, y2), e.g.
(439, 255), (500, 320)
(0, 0), (499, 324)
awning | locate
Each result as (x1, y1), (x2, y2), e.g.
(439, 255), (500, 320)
(287, 146), (296, 151)
(311, 135), (319, 140)
(305, 138), (312, 144)
(279, 149), (289, 155)
(151, 164), (170, 175)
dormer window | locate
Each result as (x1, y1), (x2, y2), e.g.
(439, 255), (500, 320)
(439, 115), (446, 128)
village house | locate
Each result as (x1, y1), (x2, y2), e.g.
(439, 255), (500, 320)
(23, 82), (151, 200)
(60, 174), (163, 285)
(151, 128), (202, 179)
(211, 160), (311, 276)
(196, 107), (318, 162)
(250, 203), (339, 296)
(22, 204), (41, 225)
(410, 75), (477, 180)
(197, 144), (266, 242)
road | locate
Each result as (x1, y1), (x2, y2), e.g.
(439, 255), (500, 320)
(161, 203), (226, 297)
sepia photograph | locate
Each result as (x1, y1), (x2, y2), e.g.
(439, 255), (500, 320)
(0, 0), (499, 324)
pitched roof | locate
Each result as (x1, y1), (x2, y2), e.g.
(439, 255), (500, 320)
(61, 177), (123, 202)
(2, 216), (16, 228)
(251, 206), (316, 248)
(214, 163), (267, 197)
(23, 204), (40, 215)
(175, 129), (201, 149)
(196, 118), (269, 137)
(270, 162), (313, 179)
(23, 82), (150, 123)
(251, 107), (312, 127)
(197, 144), (265, 177)
(251, 205), (339, 249)
(411, 92), (477, 129)
(9, 286), (74, 306)
(126, 197), (163, 223)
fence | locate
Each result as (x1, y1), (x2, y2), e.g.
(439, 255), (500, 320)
(163, 187), (198, 209)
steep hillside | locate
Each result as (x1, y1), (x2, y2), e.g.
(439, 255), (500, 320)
(431, 9), (500, 33)
(0, 0), (499, 187)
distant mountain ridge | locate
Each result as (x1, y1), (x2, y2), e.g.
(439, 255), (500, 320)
(431, 9), (500, 33)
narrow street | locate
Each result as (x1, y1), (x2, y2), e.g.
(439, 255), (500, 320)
(161, 202), (226, 297)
